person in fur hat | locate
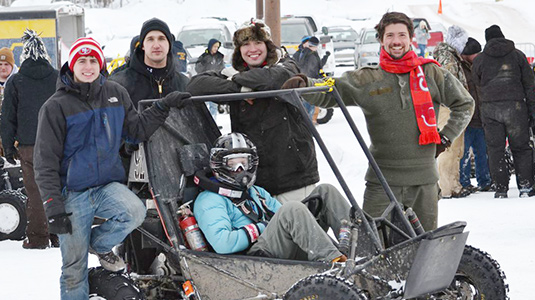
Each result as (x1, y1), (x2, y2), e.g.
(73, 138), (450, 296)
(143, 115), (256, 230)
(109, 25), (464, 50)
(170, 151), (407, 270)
(187, 20), (319, 203)
(282, 12), (474, 231)
(1, 29), (59, 249)
(432, 25), (472, 199)
(472, 24), (535, 198)
(33, 36), (191, 299)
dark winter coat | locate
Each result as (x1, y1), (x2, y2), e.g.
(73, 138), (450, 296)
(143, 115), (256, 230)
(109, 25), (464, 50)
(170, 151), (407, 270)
(186, 60), (319, 195)
(293, 48), (328, 78)
(472, 38), (535, 115)
(1, 58), (58, 149)
(34, 63), (170, 219)
(195, 51), (225, 74)
(109, 46), (189, 108)
(461, 60), (482, 128)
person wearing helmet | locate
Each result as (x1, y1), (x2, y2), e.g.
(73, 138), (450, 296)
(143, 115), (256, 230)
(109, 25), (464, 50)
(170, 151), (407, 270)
(193, 133), (350, 263)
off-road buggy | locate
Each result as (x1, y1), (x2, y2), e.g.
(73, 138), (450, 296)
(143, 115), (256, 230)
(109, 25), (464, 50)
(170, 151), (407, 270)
(88, 87), (508, 300)
(0, 157), (27, 242)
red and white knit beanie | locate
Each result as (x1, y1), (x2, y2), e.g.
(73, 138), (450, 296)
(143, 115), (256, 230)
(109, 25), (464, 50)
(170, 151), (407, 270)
(68, 37), (105, 72)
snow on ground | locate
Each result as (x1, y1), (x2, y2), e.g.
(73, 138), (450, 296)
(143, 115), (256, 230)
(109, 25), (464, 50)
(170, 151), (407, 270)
(1, 0), (535, 299)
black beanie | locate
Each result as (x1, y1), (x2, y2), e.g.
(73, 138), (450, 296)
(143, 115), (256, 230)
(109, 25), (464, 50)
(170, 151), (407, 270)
(485, 25), (504, 42)
(462, 37), (481, 55)
(139, 18), (173, 49)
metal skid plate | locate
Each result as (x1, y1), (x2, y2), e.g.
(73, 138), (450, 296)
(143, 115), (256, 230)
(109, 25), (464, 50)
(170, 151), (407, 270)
(403, 231), (469, 298)
(181, 250), (330, 300)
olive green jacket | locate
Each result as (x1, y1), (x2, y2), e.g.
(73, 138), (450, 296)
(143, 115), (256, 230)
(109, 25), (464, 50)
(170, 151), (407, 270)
(304, 63), (474, 186)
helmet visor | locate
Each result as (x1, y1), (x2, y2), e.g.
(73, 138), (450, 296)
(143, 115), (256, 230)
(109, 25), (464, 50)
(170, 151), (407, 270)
(223, 153), (252, 172)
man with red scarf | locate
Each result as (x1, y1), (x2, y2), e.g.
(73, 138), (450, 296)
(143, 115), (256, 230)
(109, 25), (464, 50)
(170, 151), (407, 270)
(282, 12), (474, 231)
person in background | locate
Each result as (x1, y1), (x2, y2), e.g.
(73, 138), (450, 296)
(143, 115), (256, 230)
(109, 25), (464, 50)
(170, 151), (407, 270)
(282, 12), (474, 231)
(187, 20), (319, 204)
(414, 21), (431, 58)
(472, 25), (535, 198)
(1, 29), (59, 249)
(0, 47), (18, 156)
(195, 38), (226, 120)
(173, 38), (188, 74)
(109, 35), (139, 76)
(194, 133), (349, 263)
(432, 25), (471, 199)
(292, 36), (331, 122)
(459, 37), (492, 193)
(33, 36), (191, 300)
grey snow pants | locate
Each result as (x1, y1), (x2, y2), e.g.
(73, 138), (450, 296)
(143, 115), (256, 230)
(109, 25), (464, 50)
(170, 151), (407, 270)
(248, 184), (350, 262)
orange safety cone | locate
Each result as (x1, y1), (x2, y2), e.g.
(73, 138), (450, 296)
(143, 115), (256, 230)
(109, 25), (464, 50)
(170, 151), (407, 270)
(438, 0), (443, 14)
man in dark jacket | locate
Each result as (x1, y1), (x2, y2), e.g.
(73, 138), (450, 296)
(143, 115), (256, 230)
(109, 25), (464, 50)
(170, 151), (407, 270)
(195, 38), (225, 74)
(460, 37), (492, 193)
(187, 21), (319, 203)
(293, 36), (330, 79)
(109, 18), (189, 108)
(472, 25), (535, 198)
(1, 29), (59, 249)
(33, 37), (191, 300)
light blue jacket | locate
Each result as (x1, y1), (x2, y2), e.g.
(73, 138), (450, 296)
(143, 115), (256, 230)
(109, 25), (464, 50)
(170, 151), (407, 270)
(194, 185), (281, 254)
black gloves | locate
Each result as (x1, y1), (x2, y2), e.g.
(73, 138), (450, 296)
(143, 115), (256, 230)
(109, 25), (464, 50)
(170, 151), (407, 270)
(48, 213), (73, 235)
(4, 148), (16, 165)
(156, 92), (192, 111)
(435, 133), (451, 158)
(281, 74), (309, 89)
(119, 142), (139, 158)
(325, 51), (331, 56)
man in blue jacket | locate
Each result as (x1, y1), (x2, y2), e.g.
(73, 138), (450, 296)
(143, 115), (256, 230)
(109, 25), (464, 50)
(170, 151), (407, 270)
(33, 37), (191, 300)
(194, 132), (349, 263)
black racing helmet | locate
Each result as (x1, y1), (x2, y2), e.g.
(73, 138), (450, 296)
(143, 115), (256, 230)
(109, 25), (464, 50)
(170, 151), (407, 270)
(210, 133), (259, 190)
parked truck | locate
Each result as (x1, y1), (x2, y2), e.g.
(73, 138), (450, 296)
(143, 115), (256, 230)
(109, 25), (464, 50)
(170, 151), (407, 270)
(0, 2), (85, 69)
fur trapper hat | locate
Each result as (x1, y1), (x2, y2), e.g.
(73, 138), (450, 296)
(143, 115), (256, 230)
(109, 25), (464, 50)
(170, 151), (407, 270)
(20, 29), (51, 63)
(232, 20), (279, 71)
(485, 25), (505, 42)
(445, 25), (469, 55)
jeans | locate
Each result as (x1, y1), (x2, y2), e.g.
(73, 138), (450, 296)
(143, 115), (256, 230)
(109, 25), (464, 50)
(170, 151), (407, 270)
(58, 182), (146, 300)
(460, 126), (492, 188)
(418, 44), (427, 57)
(302, 100), (316, 120)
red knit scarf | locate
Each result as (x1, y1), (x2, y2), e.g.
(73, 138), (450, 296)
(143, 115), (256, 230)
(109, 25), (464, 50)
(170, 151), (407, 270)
(379, 48), (441, 145)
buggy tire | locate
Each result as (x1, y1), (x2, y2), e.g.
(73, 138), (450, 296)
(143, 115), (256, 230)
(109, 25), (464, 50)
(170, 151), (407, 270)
(284, 274), (365, 300)
(430, 245), (508, 299)
(316, 108), (334, 124)
(88, 267), (145, 300)
(0, 190), (27, 241)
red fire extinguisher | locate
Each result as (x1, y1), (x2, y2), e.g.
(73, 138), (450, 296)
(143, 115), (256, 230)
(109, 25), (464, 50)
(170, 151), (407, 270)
(178, 206), (208, 252)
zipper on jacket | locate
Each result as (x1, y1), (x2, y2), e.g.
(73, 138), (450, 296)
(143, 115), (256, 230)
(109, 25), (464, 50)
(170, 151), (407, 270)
(156, 78), (165, 96)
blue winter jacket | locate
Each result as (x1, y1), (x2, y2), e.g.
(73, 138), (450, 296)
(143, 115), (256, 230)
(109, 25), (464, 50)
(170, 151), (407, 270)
(34, 63), (169, 219)
(194, 185), (281, 254)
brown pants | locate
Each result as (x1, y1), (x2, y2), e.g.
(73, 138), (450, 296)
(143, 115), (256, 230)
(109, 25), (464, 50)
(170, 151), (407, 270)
(18, 145), (50, 244)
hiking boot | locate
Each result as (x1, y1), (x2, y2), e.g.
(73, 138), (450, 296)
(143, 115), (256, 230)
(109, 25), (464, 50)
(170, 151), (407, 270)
(479, 185), (493, 192)
(90, 248), (125, 272)
(22, 238), (48, 250)
(464, 185), (479, 193)
(50, 234), (60, 248)
(452, 188), (470, 198)
(494, 192), (508, 199)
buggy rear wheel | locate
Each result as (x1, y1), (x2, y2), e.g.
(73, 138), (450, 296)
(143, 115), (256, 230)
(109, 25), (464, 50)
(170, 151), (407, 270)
(0, 190), (27, 241)
(284, 274), (365, 300)
(429, 245), (508, 299)
(316, 108), (334, 124)
(88, 267), (145, 300)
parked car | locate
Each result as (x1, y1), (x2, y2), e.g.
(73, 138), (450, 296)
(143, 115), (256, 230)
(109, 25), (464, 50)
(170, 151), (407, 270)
(281, 15), (335, 76)
(176, 17), (237, 77)
(411, 18), (444, 57)
(327, 25), (359, 66)
(354, 27), (380, 69)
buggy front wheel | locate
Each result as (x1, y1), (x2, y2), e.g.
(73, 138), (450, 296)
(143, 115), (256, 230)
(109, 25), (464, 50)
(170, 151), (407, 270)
(0, 190), (27, 241)
(284, 274), (365, 300)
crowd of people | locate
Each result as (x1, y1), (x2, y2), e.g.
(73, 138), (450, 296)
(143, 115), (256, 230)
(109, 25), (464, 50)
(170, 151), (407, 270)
(0, 11), (534, 300)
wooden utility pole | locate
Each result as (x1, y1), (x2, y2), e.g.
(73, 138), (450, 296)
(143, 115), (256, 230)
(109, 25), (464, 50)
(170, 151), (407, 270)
(264, 0), (281, 46)
(256, 0), (264, 20)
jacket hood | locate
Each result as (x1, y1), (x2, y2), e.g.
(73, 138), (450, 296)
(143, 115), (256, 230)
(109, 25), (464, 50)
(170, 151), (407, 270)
(19, 58), (55, 80)
(207, 38), (220, 52)
(483, 38), (515, 57)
